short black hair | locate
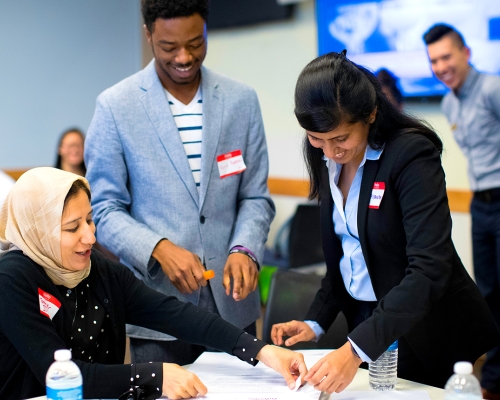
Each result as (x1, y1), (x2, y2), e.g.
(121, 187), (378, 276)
(142, 0), (209, 33)
(423, 24), (466, 48)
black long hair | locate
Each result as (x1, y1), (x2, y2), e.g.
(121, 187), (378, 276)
(295, 52), (442, 200)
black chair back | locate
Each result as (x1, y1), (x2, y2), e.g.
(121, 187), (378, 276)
(262, 270), (348, 350)
(288, 204), (325, 268)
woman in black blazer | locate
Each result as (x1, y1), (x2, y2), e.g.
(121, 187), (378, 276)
(271, 51), (499, 392)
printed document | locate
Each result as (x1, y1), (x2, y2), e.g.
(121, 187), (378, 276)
(184, 350), (433, 400)
(186, 351), (321, 399)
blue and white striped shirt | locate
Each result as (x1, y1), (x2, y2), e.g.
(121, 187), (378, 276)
(165, 87), (203, 191)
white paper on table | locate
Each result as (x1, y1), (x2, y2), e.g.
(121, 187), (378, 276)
(185, 351), (321, 399)
(329, 391), (431, 400)
(178, 350), (434, 400)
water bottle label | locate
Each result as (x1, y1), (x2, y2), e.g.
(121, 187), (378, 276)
(46, 386), (83, 400)
(387, 340), (398, 351)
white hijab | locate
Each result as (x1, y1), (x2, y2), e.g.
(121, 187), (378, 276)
(0, 167), (91, 288)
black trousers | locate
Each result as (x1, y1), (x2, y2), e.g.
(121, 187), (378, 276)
(129, 282), (257, 365)
(471, 194), (500, 393)
(129, 322), (256, 366)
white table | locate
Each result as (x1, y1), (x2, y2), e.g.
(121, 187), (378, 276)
(29, 350), (444, 400)
(324, 367), (443, 400)
(187, 350), (444, 400)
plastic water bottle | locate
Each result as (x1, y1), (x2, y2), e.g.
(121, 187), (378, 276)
(444, 362), (482, 400)
(46, 349), (83, 400)
(369, 340), (398, 390)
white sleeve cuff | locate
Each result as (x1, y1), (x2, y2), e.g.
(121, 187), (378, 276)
(348, 337), (372, 363)
(304, 320), (325, 343)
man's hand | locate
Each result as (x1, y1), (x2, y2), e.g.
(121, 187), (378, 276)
(152, 239), (206, 294)
(162, 363), (207, 399)
(271, 320), (317, 347)
(222, 252), (258, 301)
(304, 342), (362, 394)
(256, 345), (308, 390)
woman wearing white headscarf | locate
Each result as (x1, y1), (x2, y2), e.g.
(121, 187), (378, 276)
(0, 168), (306, 400)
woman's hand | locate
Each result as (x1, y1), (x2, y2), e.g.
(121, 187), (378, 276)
(304, 342), (362, 394)
(162, 363), (207, 399)
(256, 345), (308, 389)
(271, 320), (316, 347)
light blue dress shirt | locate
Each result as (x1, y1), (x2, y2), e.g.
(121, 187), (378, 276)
(305, 145), (383, 362)
(327, 146), (383, 302)
(441, 67), (500, 191)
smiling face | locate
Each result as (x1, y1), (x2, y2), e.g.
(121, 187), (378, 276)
(146, 13), (207, 94)
(59, 132), (84, 168)
(61, 189), (95, 272)
(426, 34), (470, 91)
(306, 109), (376, 167)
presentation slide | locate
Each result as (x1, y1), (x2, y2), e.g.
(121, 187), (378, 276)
(317, 0), (500, 97)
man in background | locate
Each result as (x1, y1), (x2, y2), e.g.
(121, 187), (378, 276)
(424, 23), (500, 399)
(85, 0), (274, 365)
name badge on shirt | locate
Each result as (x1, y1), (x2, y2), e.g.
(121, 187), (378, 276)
(217, 150), (246, 178)
(38, 288), (61, 320)
(369, 182), (385, 209)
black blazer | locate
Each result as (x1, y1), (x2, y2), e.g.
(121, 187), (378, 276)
(306, 133), (499, 373)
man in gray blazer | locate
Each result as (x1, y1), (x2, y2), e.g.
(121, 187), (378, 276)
(85, 0), (275, 365)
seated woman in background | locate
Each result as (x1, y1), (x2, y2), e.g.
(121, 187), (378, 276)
(0, 168), (306, 400)
(55, 128), (86, 176)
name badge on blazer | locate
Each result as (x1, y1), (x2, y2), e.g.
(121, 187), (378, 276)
(217, 150), (246, 178)
(369, 182), (385, 209)
(38, 288), (61, 320)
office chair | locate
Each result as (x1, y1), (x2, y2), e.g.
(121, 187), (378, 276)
(263, 204), (325, 269)
(287, 204), (325, 268)
(262, 270), (348, 350)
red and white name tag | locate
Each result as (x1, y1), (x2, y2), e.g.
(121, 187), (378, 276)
(369, 182), (385, 209)
(216, 150), (246, 178)
(38, 288), (61, 320)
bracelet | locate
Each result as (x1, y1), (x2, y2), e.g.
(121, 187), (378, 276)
(231, 245), (257, 261)
(229, 248), (260, 269)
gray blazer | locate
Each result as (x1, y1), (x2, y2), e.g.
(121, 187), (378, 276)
(85, 61), (275, 340)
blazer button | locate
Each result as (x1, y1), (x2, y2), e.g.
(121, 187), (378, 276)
(200, 215), (205, 224)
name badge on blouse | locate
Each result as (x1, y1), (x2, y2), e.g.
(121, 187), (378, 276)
(38, 288), (61, 320)
(217, 150), (246, 178)
(369, 182), (385, 209)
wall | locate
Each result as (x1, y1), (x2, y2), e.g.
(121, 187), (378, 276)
(0, 1), (142, 169)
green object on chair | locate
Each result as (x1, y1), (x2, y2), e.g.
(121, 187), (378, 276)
(259, 265), (278, 305)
